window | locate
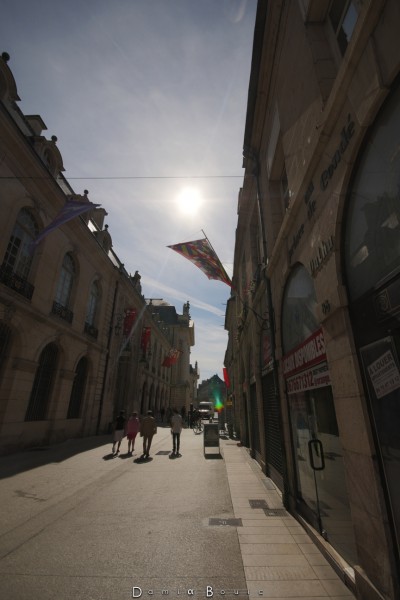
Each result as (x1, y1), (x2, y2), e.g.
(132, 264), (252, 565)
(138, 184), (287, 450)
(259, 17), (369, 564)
(55, 253), (75, 307)
(329, 0), (358, 55)
(3, 208), (38, 279)
(86, 281), (100, 326)
(67, 357), (88, 419)
(345, 84), (400, 300)
(25, 343), (58, 421)
(281, 264), (319, 353)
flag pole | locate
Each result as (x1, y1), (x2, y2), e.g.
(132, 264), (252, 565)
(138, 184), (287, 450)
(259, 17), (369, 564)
(201, 229), (232, 285)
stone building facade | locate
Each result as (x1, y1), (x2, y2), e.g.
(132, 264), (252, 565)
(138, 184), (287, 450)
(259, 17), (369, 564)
(0, 53), (196, 454)
(224, 1), (400, 599)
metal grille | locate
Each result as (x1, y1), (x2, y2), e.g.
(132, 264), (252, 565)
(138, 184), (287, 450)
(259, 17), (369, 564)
(250, 382), (261, 454)
(263, 508), (288, 517)
(249, 499), (269, 509)
(209, 518), (242, 526)
(262, 372), (284, 476)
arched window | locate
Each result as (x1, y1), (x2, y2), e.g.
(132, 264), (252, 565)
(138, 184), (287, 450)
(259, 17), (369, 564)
(67, 357), (88, 419)
(3, 208), (38, 279)
(25, 343), (58, 421)
(281, 264), (319, 353)
(86, 281), (100, 326)
(55, 253), (75, 307)
(344, 84), (400, 300)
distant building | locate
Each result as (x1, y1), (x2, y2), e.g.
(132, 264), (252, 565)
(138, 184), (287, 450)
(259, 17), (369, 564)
(146, 299), (197, 414)
(197, 374), (226, 408)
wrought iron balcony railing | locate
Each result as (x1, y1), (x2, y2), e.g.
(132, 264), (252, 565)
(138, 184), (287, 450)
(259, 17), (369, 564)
(0, 264), (34, 300)
(51, 301), (73, 323)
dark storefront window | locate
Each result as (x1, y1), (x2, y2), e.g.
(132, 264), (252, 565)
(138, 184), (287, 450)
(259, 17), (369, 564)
(282, 265), (356, 565)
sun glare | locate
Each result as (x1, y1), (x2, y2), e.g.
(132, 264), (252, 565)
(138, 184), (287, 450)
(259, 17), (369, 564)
(176, 187), (202, 216)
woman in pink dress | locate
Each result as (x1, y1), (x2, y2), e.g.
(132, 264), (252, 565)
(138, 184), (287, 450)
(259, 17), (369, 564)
(126, 412), (140, 454)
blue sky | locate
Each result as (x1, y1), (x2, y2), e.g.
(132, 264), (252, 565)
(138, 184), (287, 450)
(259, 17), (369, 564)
(1, 0), (257, 382)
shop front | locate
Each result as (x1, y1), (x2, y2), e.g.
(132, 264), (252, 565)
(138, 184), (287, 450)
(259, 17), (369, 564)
(281, 264), (357, 565)
(344, 82), (400, 567)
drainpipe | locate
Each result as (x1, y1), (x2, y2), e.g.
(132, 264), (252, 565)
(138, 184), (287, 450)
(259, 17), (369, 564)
(96, 278), (119, 434)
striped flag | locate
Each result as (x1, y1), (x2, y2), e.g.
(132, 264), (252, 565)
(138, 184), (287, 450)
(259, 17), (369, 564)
(167, 238), (231, 287)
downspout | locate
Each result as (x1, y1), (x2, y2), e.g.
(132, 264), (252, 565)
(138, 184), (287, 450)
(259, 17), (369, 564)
(96, 277), (119, 434)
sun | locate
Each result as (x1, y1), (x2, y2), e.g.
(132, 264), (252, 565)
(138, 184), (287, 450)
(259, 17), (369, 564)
(176, 187), (202, 216)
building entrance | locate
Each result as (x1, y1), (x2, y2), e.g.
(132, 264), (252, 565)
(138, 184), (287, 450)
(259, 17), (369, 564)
(289, 385), (357, 565)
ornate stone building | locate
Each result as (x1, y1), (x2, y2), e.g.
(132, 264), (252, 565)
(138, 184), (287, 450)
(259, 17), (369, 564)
(0, 53), (196, 454)
(225, 1), (400, 599)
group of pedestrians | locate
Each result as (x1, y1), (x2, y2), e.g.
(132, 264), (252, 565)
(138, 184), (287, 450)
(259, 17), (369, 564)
(111, 408), (183, 459)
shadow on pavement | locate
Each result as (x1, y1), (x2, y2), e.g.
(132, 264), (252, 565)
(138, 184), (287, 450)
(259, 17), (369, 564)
(204, 453), (223, 460)
(0, 435), (111, 480)
(133, 456), (154, 464)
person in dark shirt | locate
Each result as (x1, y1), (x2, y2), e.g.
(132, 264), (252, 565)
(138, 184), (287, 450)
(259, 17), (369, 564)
(112, 410), (126, 455)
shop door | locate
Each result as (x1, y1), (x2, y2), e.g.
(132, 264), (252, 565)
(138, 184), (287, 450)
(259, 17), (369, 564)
(290, 386), (357, 565)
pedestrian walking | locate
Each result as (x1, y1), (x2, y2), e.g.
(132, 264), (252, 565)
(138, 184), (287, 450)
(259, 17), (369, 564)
(112, 410), (126, 455)
(140, 410), (157, 458)
(170, 408), (183, 456)
(126, 411), (140, 454)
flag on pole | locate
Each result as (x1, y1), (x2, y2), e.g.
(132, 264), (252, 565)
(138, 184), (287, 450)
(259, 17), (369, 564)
(167, 237), (231, 287)
(223, 367), (231, 388)
(162, 348), (181, 367)
(31, 198), (100, 248)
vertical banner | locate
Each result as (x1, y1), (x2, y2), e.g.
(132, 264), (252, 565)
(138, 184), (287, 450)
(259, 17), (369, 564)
(140, 327), (151, 351)
(223, 367), (231, 388)
(123, 308), (137, 336)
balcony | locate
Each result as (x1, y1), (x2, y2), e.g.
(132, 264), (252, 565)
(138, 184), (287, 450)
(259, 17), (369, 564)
(51, 301), (73, 323)
(0, 264), (34, 300)
(84, 322), (98, 339)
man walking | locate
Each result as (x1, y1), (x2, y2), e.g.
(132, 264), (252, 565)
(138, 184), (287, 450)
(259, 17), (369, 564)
(170, 408), (183, 457)
(140, 410), (157, 458)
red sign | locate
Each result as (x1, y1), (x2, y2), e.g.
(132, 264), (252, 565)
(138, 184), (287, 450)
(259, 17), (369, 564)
(286, 362), (331, 395)
(282, 328), (326, 378)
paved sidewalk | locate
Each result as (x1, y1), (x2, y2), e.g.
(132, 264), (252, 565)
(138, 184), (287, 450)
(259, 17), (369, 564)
(221, 439), (356, 599)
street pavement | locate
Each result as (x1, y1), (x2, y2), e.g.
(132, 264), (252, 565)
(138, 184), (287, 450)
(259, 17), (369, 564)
(0, 424), (356, 600)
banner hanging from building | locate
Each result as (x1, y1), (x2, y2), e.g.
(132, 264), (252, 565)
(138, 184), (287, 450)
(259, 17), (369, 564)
(140, 327), (151, 352)
(162, 348), (181, 367)
(123, 309), (137, 337)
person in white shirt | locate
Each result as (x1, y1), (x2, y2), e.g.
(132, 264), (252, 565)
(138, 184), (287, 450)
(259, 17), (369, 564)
(170, 408), (183, 456)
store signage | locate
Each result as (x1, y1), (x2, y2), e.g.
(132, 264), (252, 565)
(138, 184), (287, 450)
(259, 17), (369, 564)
(288, 224), (305, 261)
(286, 362), (331, 394)
(309, 235), (334, 275)
(320, 114), (355, 190)
(303, 114), (356, 222)
(282, 327), (326, 378)
(367, 350), (400, 399)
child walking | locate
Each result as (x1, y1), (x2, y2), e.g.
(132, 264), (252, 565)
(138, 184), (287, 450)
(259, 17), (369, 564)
(126, 411), (140, 454)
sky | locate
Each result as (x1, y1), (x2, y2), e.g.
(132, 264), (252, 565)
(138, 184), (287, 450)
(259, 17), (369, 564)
(1, 0), (257, 383)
